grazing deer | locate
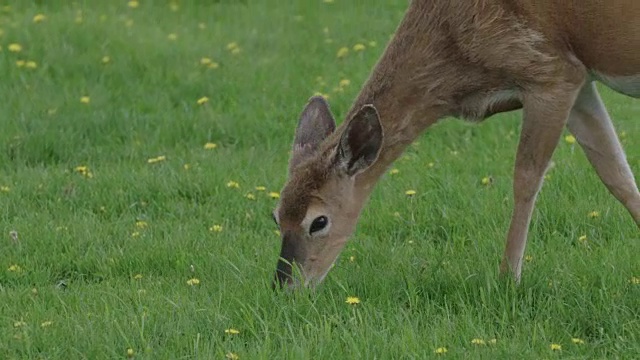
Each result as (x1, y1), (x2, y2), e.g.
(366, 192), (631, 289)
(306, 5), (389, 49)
(272, 0), (640, 288)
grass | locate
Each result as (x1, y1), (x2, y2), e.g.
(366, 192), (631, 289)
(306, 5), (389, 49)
(0, 1), (638, 359)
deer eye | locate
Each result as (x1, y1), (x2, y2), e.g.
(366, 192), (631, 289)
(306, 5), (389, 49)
(309, 216), (328, 235)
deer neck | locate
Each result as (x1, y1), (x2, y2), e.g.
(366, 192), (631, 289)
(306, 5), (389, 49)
(340, 5), (452, 200)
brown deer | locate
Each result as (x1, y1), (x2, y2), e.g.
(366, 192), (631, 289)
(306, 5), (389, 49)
(272, 0), (640, 288)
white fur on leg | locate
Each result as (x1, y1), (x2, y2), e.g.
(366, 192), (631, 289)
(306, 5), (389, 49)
(567, 82), (640, 223)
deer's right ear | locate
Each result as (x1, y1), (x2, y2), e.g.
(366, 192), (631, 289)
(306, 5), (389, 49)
(290, 96), (336, 168)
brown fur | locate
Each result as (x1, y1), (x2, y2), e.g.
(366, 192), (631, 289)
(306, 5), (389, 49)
(273, 0), (640, 288)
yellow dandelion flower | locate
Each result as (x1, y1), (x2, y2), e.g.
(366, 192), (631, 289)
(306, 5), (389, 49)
(25, 61), (37, 69)
(8, 264), (22, 272)
(102, 56), (110, 64)
(226, 353), (239, 360)
(578, 235), (587, 243)
(336, 46), (349, 58)
(135, 220), (148, 228)
(33, 14), (46, 23)
(274, 229), (281, 236)
(471, 338), (486, 345)
(41, 321), (53, 328)
(630, 276), (640, 285)
(226, 181), (240, 188)
(226, 42), (241, 54)
(134, 274), (143, 280)
(313, 91), (330, 99)
(80, 96), (90, 104)
(200, 57), (212, 65)
(0, 186), (9, 192)
(353, 43), (366, 51)
(16, 60), (25, 67)
(167, 33), (178, 41)
(8, 43), (22, 52)
(245, 193), (256, 200)
(225, 328), (240, 335)
(481, 176), (493, 185)
(208, 62), (219, 69)
(131, 231), (140, 238)
(127, 1), (139, 8)
(74, 165), (93, 178)
(405, 189), (416, 196)
(345, 296), (360, 305)
(147, 155), (166, 164)
(187, 278), (200, 286)
(525, 255), (533, 262)
(203, 142), (217, 150)
(368, 41), (377, 47)
(255, 186), (266, 191)
(349, 255), (355, 262)
(268, 191), (280, 199)
(339, 79), (351, 87)
(488, 338), (497, 345)
(434, 347), (448, 354)
(571, 338), (585, 344)
(389, 168), (399, 175)
(550, 343), (562, 351)
(565, 135), (576, 144)
(210, 225), (223, 232)
(13, 320), (27, 328)
(197, 96), (209, 105)
(588, 211), (600, 218)
(127, 348), (135, 357)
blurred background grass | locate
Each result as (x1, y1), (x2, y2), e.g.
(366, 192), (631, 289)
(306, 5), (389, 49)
(0, 1), (638, 358)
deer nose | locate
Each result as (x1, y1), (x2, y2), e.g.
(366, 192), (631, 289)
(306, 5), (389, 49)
(272, 231), (299, 289)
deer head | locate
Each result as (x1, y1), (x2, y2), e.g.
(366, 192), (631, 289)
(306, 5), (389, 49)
(272, 96), (383, 289)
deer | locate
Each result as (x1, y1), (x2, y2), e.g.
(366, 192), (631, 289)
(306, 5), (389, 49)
(272, 0), (640, 289)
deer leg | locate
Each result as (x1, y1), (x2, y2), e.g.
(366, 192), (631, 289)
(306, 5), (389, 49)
(499, 85), (582, 281)
(567, 82), (640, 224)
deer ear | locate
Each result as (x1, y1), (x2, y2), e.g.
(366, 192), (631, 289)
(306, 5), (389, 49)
(290, 96), (336, 168)
(336, 104), (383, 176)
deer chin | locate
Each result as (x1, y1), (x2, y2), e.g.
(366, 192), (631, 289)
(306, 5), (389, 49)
(298, 242), (347, 288)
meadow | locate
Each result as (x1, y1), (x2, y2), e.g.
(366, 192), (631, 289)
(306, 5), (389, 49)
(0, 1), (638, 359)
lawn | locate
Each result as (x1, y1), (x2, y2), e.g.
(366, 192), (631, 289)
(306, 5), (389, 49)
(0, 1), (638, 359)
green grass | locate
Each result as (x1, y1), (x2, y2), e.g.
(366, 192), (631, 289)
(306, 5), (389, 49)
(1, 1), (638, 359)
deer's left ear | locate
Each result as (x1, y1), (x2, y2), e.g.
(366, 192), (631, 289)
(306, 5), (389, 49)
(336, 104), (383, 176)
